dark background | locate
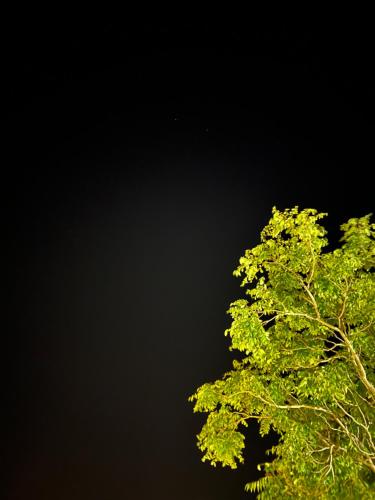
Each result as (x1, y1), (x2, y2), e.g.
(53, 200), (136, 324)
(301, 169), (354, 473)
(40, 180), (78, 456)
(3, 16), (373, 500)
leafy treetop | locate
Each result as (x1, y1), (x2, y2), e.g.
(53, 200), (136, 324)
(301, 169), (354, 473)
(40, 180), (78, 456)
(189, 207), (375, 499)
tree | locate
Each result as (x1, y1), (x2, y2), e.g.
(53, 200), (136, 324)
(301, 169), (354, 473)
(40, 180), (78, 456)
(189, 207), (375, 498)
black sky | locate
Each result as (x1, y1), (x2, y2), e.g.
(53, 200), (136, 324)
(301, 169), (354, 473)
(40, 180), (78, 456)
(3, 17), (373, 500)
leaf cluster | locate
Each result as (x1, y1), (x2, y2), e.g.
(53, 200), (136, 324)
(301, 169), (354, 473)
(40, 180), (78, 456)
(190, 207), (375, 498)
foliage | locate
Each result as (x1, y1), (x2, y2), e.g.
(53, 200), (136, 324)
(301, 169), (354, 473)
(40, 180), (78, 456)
(189, 207), (375, 498)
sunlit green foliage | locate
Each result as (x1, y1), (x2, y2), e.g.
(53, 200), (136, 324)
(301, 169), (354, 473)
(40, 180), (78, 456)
(190, 207), (375, 498)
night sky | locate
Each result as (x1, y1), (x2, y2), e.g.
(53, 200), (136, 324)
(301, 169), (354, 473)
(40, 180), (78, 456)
(4, 18), (373, 500)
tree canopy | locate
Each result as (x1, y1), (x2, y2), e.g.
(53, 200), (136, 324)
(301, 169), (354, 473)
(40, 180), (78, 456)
(189, 207), (375, 498)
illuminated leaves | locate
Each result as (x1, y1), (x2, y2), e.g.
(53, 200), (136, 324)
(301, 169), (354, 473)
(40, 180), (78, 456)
(190, 207), (375, 497)
(196, 408), (246, 469)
